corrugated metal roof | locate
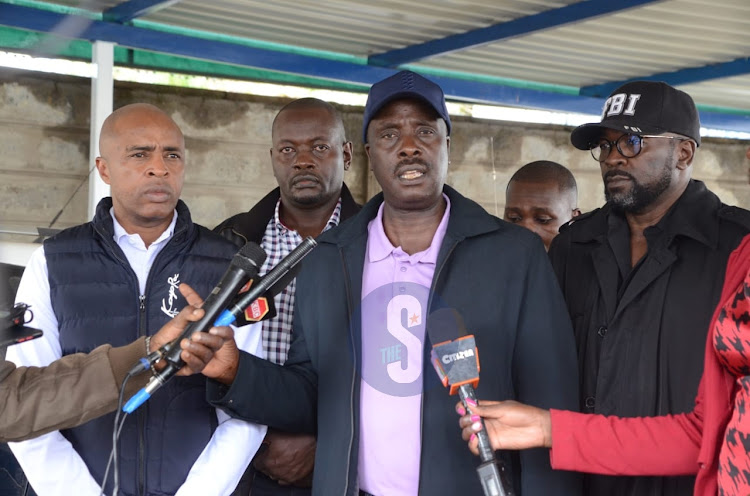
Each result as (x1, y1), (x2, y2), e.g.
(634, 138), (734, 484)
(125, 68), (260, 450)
(2, 0), (749, 127)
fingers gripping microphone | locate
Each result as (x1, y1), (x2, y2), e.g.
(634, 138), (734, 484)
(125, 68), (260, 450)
(214, 236), (317, 326)
(162, 242), (267, 364)
(432, 336), (514, 496)
(123, 242), (266, 413)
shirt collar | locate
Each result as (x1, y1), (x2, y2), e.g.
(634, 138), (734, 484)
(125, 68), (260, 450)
(368, 194), (451, 264)
(111, 207), (177, 248)
(273, 197), (343, 236)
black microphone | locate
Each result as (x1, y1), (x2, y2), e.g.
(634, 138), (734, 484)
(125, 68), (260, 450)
(215, 236), (316, 327)
(123, 242), (266, 413)
(229, 261), (303, 326)
(432, 335), (514, 496)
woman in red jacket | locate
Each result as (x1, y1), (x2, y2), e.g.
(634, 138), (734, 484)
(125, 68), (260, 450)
(459, 191), (750, 496)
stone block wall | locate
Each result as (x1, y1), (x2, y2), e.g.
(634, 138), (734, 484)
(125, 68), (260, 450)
(1, 68), (748, 245)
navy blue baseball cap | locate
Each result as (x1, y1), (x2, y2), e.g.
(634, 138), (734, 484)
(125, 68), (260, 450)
(362, 70), (451, 143)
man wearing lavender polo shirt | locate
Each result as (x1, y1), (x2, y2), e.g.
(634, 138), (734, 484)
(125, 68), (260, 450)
(205, 70), (581, 495)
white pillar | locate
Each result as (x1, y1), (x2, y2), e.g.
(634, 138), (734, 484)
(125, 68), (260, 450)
(88, 41), (114, 220)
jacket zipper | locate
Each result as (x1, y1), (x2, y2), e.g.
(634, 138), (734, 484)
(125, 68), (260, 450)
(94, 210), (187, 496)
(92, 223), (147, 495)
(136, 228), (181, 496)
(138, 293), (146, 496)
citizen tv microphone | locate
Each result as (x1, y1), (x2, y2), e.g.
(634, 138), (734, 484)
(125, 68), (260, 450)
(432, 335), (514, 496)
(215, 236), (316, 326)
(123, 242), (266, 413)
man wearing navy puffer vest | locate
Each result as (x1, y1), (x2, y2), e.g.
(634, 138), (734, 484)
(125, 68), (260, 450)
(7, 103), (266, 496)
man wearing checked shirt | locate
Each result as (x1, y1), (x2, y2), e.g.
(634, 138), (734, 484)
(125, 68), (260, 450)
(215, 98), (360, 494)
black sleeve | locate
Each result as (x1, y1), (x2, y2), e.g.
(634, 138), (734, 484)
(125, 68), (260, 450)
(206, 321), (318, 433)
(212, 220), (247, 248)
(514, 239), (582, 494)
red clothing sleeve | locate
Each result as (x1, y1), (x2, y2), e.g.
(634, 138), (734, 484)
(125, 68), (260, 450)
(549, 398), (704, 476)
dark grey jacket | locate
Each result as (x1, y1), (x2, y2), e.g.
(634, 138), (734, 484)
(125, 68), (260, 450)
(209, 185), (581, 495)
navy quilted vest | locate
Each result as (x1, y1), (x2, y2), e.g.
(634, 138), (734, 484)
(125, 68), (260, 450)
(45, 198), (239, 496)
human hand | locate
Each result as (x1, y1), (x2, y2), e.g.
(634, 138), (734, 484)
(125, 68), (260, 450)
(253, 430), (316, 486)
(149, 283), (237, 377)
(456, 399), (552, 455)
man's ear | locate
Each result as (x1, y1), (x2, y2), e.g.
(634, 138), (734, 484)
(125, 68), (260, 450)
(571, 208), (582, 218)
(343, 141), (353, 171)
(675, 139), (697, 169)
(95, 157), (112, 185)
(364, 143), (372, 171)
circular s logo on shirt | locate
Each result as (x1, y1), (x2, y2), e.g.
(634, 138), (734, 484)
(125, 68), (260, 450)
(361, 282), (430, 397)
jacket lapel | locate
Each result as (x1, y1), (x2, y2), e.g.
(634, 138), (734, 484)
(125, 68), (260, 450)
(591, 242), (620, 320)
(340, 233), (367, 370)
(614, 246), (677, 320)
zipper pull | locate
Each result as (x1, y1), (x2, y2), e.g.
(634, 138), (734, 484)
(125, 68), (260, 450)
(139, 294), (146, 311)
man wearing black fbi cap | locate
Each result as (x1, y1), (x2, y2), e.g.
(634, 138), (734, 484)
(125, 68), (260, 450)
(205, 70), (581, 495)
(548, 81), (750, 496)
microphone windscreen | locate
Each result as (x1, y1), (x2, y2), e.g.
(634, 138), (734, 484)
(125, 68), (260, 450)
(233, 242), (267, 272)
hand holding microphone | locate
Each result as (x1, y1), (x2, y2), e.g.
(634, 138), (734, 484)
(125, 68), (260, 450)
(457, 400), (553, 452)
(123, 242), (266, 413)
(158, 242), (267, 368)
(124, 237), (317, 412)
(432, 335), (514, 496)
(142, 283), (235, 377)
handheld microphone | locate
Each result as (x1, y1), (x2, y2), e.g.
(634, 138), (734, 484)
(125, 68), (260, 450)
(432, 335), (514, 496)
(229, 261), (302, 326)
(214, 236), (317, 326)
(123, 242), (266, 413)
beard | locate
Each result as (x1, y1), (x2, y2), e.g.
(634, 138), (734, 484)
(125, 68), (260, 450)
(290, 190), (327, 206)
(604, 157), (673, 214)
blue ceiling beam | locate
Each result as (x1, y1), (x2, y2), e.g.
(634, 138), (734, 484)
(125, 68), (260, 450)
(368, 0), (663, 67)
(0, 3), (748, 134)
(0, 3), (599, 112)
(581, 57), (750, 97)
(103, 0), (183, 24)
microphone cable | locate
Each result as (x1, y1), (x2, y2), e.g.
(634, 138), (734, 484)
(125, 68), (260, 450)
(100, 347), (162, 495)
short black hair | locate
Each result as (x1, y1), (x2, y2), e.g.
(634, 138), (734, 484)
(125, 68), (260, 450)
(507, 160), (577, 197)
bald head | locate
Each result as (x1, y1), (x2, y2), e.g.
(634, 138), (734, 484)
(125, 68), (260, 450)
(99, 103), (184, 159)
(272, 98), (345, 143)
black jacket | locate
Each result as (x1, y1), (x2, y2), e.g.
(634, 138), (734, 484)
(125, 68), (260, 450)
(44, 197), (240, 496)
(213, 184), (361, 246)
(209, 185), (581, 495)
(213, 184), (361, 495)
(548, 179), (750, 496)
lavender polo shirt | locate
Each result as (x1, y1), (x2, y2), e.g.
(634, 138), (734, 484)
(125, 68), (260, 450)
(358, 195), (451, 496)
